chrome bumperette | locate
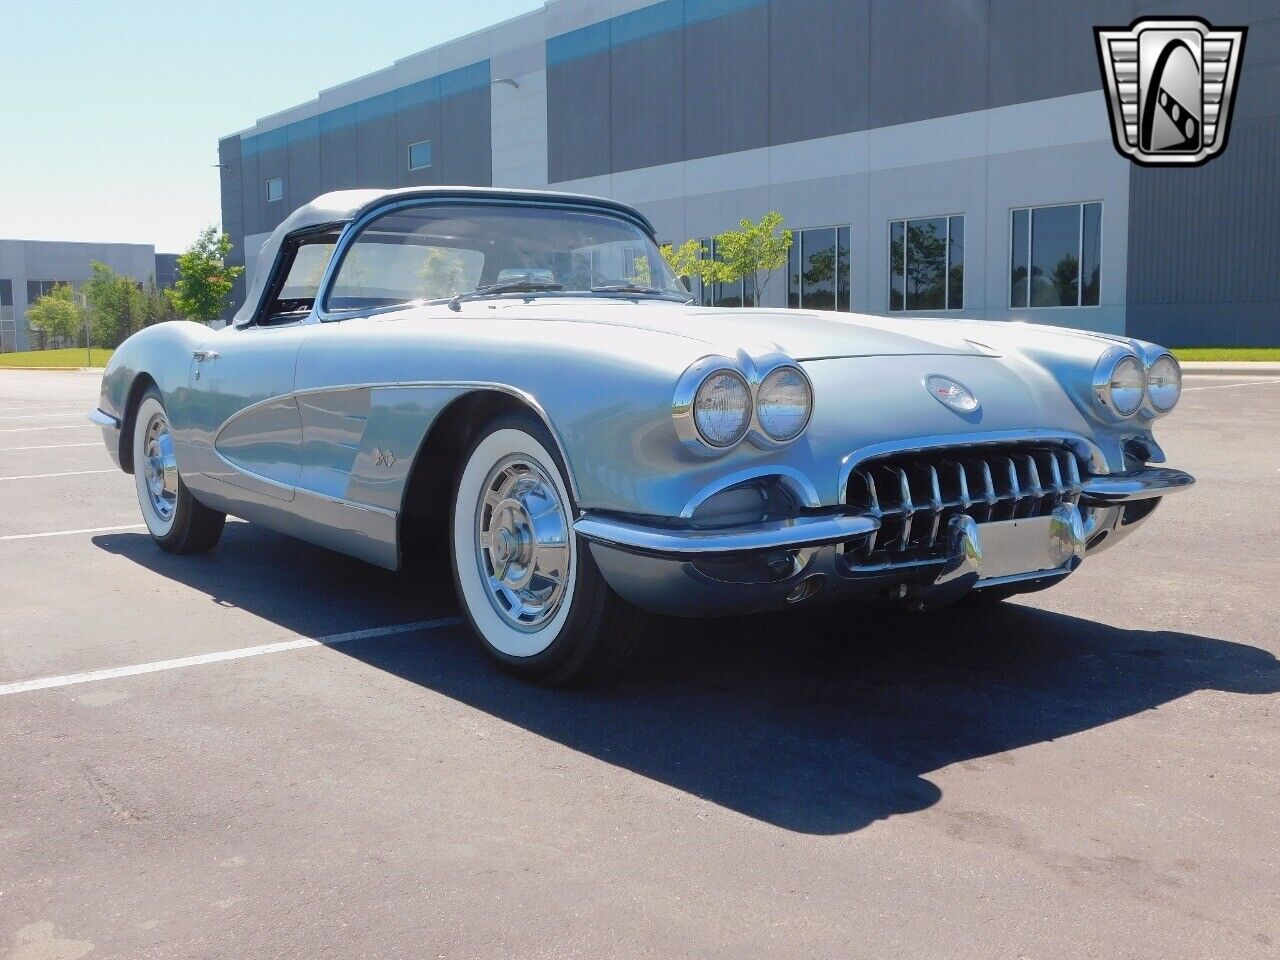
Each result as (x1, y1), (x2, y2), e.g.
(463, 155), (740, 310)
(88, 408), (121, 430)
(573, 512), (879, 556)
(1078, 466), (1195, 504)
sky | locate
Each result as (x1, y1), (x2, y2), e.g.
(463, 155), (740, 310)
(0, 0), (543, 252)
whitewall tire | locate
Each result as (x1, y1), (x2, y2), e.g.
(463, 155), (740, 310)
(132, 388), (226, 554)
(449, 414), (645, 685)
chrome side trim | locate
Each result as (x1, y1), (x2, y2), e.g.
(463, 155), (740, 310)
(88, 408), (121, 430)
(573, 512), (879, 557)
(1078, 467), (1194, 505)
(211, 380), (583, 505)
(836, 429), (1107, 503)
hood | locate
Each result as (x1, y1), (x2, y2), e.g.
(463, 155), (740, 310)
(488, 299), (988, 360)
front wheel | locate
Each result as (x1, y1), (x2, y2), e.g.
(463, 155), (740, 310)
(132, 388), (226, 554)
(449, 414), (645, 686)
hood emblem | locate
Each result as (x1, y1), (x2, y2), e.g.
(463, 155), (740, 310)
(925, 375), (980, 415)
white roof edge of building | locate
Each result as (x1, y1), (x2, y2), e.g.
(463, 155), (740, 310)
(226, 2), (551, 142)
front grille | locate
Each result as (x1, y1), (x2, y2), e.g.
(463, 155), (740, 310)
(843, 442), (1084, 567)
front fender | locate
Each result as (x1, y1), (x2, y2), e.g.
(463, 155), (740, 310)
(99, 321), (211, 470)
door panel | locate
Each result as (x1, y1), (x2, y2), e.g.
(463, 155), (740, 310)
(186, 323), (309, 502)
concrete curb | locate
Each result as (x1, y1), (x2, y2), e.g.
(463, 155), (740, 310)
(1180, 362), (1280, 377)
(0, 366), (105, 372)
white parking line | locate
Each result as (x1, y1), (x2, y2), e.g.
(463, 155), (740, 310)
(0, 441), (101, 451)
(0, 412), (88, 421)
(0, 523), (145, 541)
(0, 617), (464, 697)
(0, 469), (115, 481)
(0, 423), (92, 433)
(1183, 378), (1280, 392)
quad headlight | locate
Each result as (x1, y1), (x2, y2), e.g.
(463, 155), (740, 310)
(1093, 349), (1146, 418)
(1145, 353), (1182, 413)
(756, 365), (813, 442)
(674, 356), (813, 453)
(693, 369), (752, 447)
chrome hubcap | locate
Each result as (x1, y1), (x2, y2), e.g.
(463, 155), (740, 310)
(475, 457), (571, 631)
(142, 412), (178, 522)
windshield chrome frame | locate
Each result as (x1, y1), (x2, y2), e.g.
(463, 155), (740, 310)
(314, 196), (678, 322)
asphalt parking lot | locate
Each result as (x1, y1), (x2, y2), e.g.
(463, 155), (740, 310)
(1, 368), (1277, 959)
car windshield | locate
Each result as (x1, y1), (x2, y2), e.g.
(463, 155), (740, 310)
(324, 203), (687, 312)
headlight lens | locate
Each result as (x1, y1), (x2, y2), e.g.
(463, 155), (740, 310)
(693, 370), (752, 447)
(756, 366), (813, 442)
(1146, 354), (1182, 412)
(1096, 352), (1145, 417)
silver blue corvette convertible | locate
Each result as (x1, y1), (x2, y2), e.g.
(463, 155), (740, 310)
(91, 187), (1193, 684)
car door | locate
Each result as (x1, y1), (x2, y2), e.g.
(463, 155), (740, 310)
(185, 233), (337, 502)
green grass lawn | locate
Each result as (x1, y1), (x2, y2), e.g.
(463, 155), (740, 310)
(0, 347), (114, 369)
(1173, 347), (1280, 362)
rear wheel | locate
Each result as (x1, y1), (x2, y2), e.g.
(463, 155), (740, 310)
(132, 389), (226, 554)
(449, 414), (645, 685)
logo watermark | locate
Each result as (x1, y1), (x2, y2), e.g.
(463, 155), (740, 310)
(1095, 16), (1246, 167)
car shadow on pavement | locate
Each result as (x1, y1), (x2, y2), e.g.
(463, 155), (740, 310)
(97, 523), (1280, 836)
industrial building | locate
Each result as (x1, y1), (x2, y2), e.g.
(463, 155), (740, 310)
(0, 240), (175, 353)
(218, 0), (1279, 346)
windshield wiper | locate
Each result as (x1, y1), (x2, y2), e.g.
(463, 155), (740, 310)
(449, 276), (565, 311)
(590, 283), (687, 300)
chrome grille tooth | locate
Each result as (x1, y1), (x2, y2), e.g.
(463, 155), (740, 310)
(1047, 451), (1063, 492)
(897, 467), (913, 513)
(857, 469), (880, 514)
(1024, 453), (1043, 497)
(981, 460), (995, 503)
(1065, 451), (1081, 488)
(954, 461), (970, 508)
(898, 512), (913, 551)
(1005, 457), (1021, 498)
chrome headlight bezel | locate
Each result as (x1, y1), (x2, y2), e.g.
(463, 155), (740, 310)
(1144, 352), (1182, 415)
(674, 354), (814, 455)
(673, 356), (753, 453)
(1092, 347), (1146, 419)
(750, 360), (814, 447)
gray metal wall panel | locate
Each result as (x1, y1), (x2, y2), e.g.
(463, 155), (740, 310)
(320, 126), (360, 192)
(237, 147), (261, 239)
(988, 0), (1132, 107)
(1126, 3), (1280, 346)
(256, 146), (291, 234)
(611, 31), (684, 171)
(685, 5), (770, 160)
(548, 52), (612, 181)
(356, 116), (399, 189)
(868, 0), (989, 128)
(288, 135), (323, 212)
(440, 88), (493, 186)
(395, 101), (444, 187)
(769, 0), (867, 146)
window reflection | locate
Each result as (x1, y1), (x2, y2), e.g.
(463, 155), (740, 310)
(888, 215), (963, 311)
(787, 226), (852, 312)
(1009, 202), (1101, 308)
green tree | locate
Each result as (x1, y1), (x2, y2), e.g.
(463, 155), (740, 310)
(167, 226), (244, 324)
(83, 261), (146, 347)
(659, 238), (706, 289)
(700, 212), (792, 307)
(140, 275), (182, 327)
(26, 284), (84, 346)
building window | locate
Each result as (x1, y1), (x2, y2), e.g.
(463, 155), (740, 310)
(26, 280), (67, 304)
(787, 227), (851, 311)
(266, 177), (284, 202)
(889, 216), (963, 311)
(1010, 202), (1101, 308)
(407, 140), (433, 171)
(0, 280), (14, 353)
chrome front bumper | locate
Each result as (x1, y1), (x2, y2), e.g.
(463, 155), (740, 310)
(88, 407), (123, 469)
(575, 466), (1194, 617)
